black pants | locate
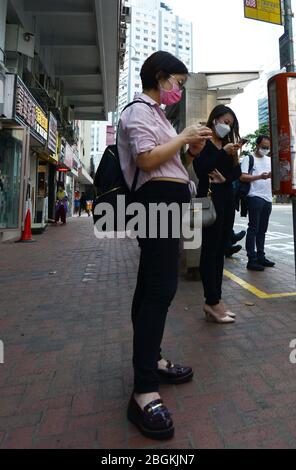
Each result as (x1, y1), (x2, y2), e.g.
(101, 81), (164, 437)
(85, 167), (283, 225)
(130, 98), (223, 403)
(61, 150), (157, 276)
(200, 186), (235, 306)
(246, 196), (272, 261)
(132, 181), (190, 394)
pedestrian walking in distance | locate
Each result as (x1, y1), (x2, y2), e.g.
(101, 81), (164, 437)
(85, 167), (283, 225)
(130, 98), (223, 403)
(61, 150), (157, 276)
(118, 50), (212, 440)
(79, 192), (90, 217)
(55, 183), (68, 225)
(240, 135), (275, 271)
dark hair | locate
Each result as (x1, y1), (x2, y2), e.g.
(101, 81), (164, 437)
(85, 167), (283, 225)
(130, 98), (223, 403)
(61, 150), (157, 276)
(58, 182), (64, 189)
(140, 51), (189, 90)
(206, 105), (240, 145)
(206, 105), (240, 165)
(256, 135), (270, 146)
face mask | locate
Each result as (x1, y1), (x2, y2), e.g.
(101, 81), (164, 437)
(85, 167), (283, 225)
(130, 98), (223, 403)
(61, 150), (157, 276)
(214, 121), (231, 139)
(159, 80), (183, 106)
(258, 149), (270, 156)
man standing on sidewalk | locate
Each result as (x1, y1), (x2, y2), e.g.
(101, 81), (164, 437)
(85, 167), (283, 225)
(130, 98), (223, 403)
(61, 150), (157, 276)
(240, 135), (275, 271)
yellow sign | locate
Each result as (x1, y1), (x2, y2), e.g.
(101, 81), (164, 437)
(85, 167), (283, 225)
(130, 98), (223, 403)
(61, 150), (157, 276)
(244, 0), (282, 25)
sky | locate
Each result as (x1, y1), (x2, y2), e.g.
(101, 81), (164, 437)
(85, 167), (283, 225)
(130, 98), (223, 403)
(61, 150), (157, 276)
(168, 0), (294, 135)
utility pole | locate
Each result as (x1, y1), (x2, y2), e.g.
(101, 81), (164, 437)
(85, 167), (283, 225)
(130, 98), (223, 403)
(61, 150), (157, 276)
(282, 0), (296, 278)
(283, 0), (295, 72)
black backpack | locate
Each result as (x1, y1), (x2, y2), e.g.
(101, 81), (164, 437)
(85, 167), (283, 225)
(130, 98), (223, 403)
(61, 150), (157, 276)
(92, 100), (152, 231)
(235, 155), (254, 217)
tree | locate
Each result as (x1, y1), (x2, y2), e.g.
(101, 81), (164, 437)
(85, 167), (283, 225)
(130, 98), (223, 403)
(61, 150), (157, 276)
(241, 123), (270, 157)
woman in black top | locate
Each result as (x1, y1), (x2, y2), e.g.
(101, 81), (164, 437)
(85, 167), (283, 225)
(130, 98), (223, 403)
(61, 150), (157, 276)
(191, 105), (242, 323)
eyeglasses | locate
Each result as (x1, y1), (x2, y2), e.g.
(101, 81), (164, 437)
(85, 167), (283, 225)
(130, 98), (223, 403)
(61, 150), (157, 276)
(169, 75), (186, 90)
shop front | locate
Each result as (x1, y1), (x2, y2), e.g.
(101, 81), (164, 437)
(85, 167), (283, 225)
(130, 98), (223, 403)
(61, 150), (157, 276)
(57, 139), (77, 218)
(1, 74), (61, 238)
(31, 113), (59, 232)
(12, 75), (50, 233)
(0, 74), (31, 242)
(0, 126), (27, 241)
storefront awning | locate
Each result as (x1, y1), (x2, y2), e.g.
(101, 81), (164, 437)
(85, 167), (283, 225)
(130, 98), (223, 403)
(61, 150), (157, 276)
(77, 166), (94, 186)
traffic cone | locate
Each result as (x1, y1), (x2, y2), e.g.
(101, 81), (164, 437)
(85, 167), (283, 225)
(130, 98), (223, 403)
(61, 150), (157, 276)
(15, 208), (36, 243)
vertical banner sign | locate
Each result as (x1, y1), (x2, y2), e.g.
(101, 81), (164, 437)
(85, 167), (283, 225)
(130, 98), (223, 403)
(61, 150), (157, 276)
(244, 0), (282, 25)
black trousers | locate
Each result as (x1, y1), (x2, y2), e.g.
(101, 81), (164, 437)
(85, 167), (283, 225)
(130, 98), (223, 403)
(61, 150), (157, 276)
(246, 196), (272, 261)
(132, 181), (190, 394)
(200, 186), (235, 306)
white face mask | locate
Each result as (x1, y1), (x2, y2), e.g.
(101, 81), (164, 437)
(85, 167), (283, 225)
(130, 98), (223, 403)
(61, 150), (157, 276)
(214, 121), (231, 139)
(258, 148), (270, 157)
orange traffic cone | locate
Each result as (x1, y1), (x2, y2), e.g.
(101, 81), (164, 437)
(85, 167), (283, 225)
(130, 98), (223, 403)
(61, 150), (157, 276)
(16, 208), (36, 243)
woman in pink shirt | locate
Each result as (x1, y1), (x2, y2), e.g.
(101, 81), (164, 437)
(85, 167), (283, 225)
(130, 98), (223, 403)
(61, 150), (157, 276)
(118, 51), (212, 440)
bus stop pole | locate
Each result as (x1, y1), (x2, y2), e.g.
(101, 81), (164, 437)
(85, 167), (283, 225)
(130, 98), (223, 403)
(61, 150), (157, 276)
(283, 0), (296, 278)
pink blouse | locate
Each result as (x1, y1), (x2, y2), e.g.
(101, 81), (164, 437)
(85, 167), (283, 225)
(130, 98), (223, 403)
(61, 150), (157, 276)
(117, 93), (189, 190)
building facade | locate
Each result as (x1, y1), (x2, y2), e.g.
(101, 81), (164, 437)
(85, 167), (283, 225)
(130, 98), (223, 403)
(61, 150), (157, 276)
(117, 0), (193, 116)
(0, 0), (128, 241)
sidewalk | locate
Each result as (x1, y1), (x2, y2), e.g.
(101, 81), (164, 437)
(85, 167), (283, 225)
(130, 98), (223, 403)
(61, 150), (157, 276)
(1, 217), (296, 449)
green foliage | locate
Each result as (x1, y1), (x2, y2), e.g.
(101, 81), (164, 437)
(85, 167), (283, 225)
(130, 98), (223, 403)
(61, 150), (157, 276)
(241, 123), (270, 157)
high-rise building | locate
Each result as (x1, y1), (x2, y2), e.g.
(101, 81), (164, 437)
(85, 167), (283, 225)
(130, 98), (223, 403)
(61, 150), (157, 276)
(257, 69), (281, 128)
(117, 0), (193, 117)
(89, 1), (193, 172)
(258, 96), (269, 127)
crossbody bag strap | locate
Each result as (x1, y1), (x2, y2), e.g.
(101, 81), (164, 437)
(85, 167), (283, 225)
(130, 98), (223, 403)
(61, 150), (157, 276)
(248, 155), (255, 175)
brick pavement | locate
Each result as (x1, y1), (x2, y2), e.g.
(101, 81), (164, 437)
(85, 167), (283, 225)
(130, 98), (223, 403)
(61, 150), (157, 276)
(0, 217), (296, 449)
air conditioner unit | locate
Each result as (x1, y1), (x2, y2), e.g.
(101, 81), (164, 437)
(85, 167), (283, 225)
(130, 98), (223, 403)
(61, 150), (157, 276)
(5, 52), (24, 76)
(5, 25), (35, 58)
(63, 106), (75, 123)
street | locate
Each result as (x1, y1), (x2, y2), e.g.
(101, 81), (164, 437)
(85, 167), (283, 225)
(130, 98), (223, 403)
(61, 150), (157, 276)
(1, 211), (296, 449)
(235, 204), (295, 265)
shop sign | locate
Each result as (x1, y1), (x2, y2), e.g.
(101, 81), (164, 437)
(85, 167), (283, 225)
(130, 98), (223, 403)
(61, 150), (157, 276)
(47, 113), (58, 155)
(14, 76), (48, 144)
(64, 142), (74, 169)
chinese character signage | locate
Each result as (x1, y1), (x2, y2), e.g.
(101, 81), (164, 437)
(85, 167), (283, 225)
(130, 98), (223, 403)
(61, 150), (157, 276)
(244, 0), (282, 25)
(64, 142), (74, 169)
(47, 113), (58, 154)
(15, 77), (48, 144)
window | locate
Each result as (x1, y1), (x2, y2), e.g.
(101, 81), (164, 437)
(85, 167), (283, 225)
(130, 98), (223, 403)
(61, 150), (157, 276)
(144, 29), (148, 33)
(144, 45), (148, 49)
(136, 35), (140, 39)
(152, 39), (156, 43)
(164, 42), (169, 46)
(144, 38), (148, 41)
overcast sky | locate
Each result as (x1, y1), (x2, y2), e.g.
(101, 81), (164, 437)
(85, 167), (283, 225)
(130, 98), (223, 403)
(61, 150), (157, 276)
(168, 0), (293, 135)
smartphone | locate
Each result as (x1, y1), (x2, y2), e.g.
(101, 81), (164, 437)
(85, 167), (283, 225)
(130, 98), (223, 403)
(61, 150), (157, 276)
(239, 138), (249, 146)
